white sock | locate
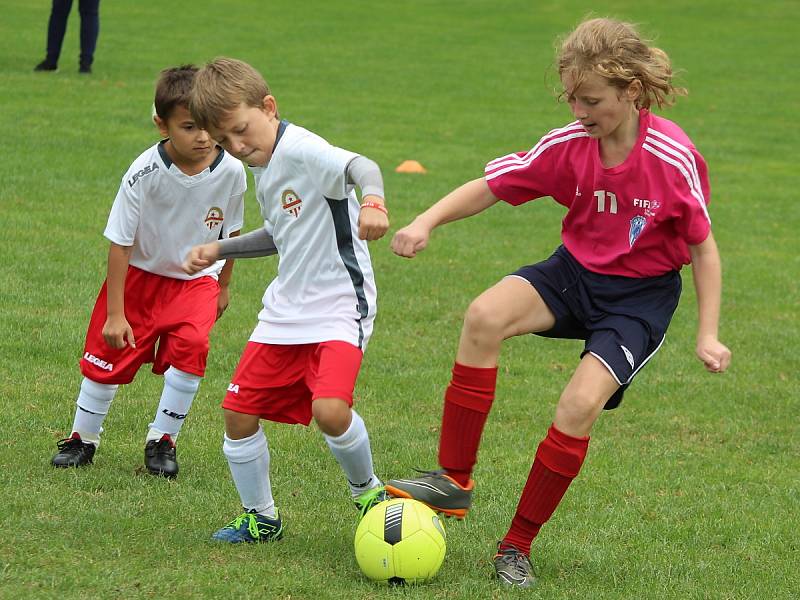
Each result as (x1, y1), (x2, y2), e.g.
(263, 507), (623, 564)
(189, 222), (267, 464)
(324, 410), (381, 497)
(223, 426), (276, 518)
(71, 377), (118, 446)
(147, 367), (201, 443)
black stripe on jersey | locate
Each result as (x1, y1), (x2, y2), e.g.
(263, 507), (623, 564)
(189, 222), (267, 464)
(208, 147), (225, 172)
(157, 140), (172, 168)
(326, 197), (368, 348)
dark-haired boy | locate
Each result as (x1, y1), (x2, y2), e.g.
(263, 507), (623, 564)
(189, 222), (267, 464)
(51, 65), (246, 478)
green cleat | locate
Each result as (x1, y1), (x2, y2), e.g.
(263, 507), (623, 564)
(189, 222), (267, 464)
(354, 486), (389, 520)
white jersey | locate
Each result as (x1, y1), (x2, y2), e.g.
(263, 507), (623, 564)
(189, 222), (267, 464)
(104, 142), (246, 280)
(249, 121), (376, 349)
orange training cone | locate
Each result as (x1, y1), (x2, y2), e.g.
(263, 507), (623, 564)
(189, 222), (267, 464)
(395, 160), (427, 174)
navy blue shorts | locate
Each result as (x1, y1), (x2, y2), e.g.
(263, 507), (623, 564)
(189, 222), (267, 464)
(510, 246), (682, 409)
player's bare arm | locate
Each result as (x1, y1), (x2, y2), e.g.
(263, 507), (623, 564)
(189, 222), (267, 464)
(347, 155), (389, 241)
(392, 177), (498, 258)
(103, 242), (136, 349)
(689, 232), (731, 373)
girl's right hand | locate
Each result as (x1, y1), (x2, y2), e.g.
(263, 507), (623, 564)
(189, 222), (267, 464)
(391, 219), (431, 258)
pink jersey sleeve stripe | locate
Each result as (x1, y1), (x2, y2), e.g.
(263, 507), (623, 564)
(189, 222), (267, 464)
(646, 128), (704, 200)
(643, 141), (710, 224)
(485, 122), (586, 174)
(485, 125), (589, 181)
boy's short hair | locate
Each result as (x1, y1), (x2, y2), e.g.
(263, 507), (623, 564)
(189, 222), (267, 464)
(190, 58), (271, 130)
(154, 65), (199, 120)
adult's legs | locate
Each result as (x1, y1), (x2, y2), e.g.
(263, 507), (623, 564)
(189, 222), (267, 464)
(44, 0), (74, 66)
(77, 0), (100, 69)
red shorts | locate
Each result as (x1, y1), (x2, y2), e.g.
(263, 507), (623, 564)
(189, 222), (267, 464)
(80, 266), (219, 384)
(222, 340), (364, 425)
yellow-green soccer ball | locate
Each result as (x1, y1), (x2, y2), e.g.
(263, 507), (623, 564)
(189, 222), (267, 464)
(354, 498), (446, 584)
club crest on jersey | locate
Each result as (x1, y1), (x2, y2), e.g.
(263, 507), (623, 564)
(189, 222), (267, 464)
(629, 216), (647, 247)
(204, 206), (224, 230)
(281, 189), (302, 218)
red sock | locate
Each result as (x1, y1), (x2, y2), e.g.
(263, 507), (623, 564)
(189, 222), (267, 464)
(438, 362), (497, 487)
(500, 424), (589, 556)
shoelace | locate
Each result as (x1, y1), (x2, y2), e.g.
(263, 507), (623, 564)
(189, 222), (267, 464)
(496, 549), (533, 579)
(224, 512), (279, 539)
(56, 437), (84, 452)
(355, 487), (387, 518)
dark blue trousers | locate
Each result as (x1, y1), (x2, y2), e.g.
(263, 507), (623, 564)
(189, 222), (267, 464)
(44, 0), (100, 67)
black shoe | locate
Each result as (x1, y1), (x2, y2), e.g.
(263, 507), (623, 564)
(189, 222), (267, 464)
(79, 64), (92, 74)
(144, 434), (178, 478)
(34, 60), (58, 72)
(52, 432), (96, 467)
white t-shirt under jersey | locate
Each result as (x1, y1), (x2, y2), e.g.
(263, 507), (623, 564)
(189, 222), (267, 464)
(104, 142), (246, 280)
(249, 121), (377, 349)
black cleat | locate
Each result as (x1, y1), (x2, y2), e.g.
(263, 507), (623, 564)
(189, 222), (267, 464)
(52, 432), (96, 467)
(144, 434), (178, 478)
(493, 543), (536, 588)
(79, 64), (92, 74)
(34, 60), (58, 72)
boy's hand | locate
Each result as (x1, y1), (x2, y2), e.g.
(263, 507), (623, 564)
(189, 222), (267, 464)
(103, 315), (136, 349)
(216, 285), (230, 320)
(696, 335), (731, 373)
(358, 198), (389, 241)
(391, 219), (431, 258)
(183, 242), (220, 274)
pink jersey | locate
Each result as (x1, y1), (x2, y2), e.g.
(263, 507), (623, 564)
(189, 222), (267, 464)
(485, 109), (711, 277)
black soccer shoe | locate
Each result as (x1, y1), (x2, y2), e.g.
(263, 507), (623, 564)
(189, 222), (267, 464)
(52, 432), (96, 468)
(144, 434), (178, 479)
(79, 64), (92, 74)
(34, 60), (58, 72)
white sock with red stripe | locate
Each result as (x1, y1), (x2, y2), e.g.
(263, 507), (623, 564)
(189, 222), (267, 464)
(223, 426), (276, 518)
(324, 410), (381, 497)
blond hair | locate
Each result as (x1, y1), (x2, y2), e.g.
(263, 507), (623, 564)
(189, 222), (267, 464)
(189, 57), (271, 130)
(557, 18), (686, 109)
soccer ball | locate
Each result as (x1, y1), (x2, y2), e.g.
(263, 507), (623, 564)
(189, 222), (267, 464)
(354, 498), (446, 584)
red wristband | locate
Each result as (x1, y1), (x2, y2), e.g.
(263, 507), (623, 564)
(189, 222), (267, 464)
(360, 201), (388, 215)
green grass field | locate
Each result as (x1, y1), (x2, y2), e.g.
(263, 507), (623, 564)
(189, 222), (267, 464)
(1, 1), (798, 598)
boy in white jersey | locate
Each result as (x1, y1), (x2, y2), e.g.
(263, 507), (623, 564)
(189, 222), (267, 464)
(385, 19), (732, 587)
(183, 58), (390, 543)
(51, 65), (246, 479)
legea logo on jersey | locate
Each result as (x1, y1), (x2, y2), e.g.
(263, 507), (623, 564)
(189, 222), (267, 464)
(204, 206), (224, 230)
(128, 162), (159, 188)
(281, 189), (302, 218)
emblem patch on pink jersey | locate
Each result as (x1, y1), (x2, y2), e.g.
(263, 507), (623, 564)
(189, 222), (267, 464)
(204, 206), (224, 230)
(281, 189), (302, 218)
(629, 216), (647, 247)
